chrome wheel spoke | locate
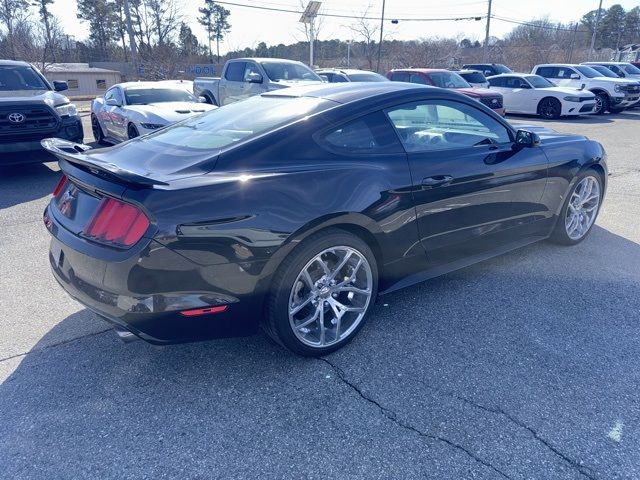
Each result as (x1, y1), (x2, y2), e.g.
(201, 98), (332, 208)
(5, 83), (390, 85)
(339, 285), (371, 295)
(564, 176), (600, 240)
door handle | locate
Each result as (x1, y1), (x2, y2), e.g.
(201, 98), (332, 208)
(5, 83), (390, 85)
(421, 175), (453, 188)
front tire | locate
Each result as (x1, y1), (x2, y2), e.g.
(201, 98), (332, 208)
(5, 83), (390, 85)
(91, 114), (106, 144)
(537, 97), (562, 119)
(550, 171), (603, 245)
(265, 229), (378, 356)
(127, 123), (140, 139)
(593, 92), (609, 115)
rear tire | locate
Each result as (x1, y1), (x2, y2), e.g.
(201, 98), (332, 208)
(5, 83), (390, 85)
(593, 92), (609, 115)
(265, 229), (378, 356)
(127, 123), (140, 139)
(203, 93), (217, 106)
(91, 114), (106, 144)
(549, 170), (603, 245)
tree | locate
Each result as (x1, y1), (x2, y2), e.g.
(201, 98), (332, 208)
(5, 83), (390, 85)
(198, 0), (214, 61)
(348, 5), (379, 70)
(210, 3), (230, 61)
(622, 7), (640, 46)
(0, 0), (29, 59)
(144, 0), (180, 47)
(178, 22), (199, 56)
(599, 4), (626, 49)
(77, 0), (119, 60)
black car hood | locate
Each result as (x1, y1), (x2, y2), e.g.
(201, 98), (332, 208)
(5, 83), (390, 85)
(517, 125), (586, 143)
(0, 89), (69, 107)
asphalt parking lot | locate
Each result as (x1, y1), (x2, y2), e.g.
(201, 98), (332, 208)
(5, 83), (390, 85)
(1, 109), (639, 479)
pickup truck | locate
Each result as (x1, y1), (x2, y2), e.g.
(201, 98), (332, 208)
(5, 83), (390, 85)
(532, 63), (640, 114)
(193, 58), (323, 106)
(0, 59), (83, 163)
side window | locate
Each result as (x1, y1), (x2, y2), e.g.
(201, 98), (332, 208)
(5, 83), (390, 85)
(488, 77), (504, 87)
(390, 72), (410, 82)
(113, 88), (123, 105)
(104, 89), (114, 101)
(535, 67), (554, 78)
(556, 68), (575, 79)
(319, 111), (403, 154)
(333, 74), (349, 82)
(225, 62), (246, 82)
(503, 76), (524, 88)
(385, 100), (512, 153)
(610, 65), (623, 76)
(409, 74), (428, 85)
(243, 62), (260, 81)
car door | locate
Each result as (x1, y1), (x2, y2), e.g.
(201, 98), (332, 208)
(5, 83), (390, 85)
(102, 87), (125, 140)
(385, 98), (549, 267)
(553, 67), (580, 88)
(241, 61), (266, 100)
(100, 88), (116, 136)
(219, 61), (246, 105)
(503, 76), (533, 113)
(107, 87), (128, 141)
(489, 76), (518, 112)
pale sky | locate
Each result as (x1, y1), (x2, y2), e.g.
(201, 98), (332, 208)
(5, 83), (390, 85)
(47, 0), (640, 55)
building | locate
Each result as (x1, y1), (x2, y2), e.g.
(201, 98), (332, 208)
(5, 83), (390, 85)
(42, 63), (122, 97)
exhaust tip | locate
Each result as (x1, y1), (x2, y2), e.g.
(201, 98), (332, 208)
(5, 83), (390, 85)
(114, 326), (139, 343)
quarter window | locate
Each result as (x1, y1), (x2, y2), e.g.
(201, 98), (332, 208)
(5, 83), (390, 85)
(320, 111), (403, 154)
(385, 100), (511, 152)
(390, 72), (410, 82)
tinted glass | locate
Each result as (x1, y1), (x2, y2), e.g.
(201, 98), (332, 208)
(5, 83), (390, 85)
(502, 76), (528, 88)
(331, 74), (349, 83)
(493, 64), (513, 74)
(488, 77), (504, 87)
(460, 72), (486, 84)
(0, 66), (48, 90)
(428, 72), (470, 88)
(225, 62), (246, 82)
(410, 74), (428, 85)
(243, 62), (261, 81)
(574, 66), (601, 78)
(385, 100), (511, 152)
(321, 111), (402, 153)
(141, 95), (330, 151)
(622, 63), (640, 74)
(526, 75), (555, 88)
(348, 72), (388, 82)
(390, 72), (410, 82)
(124, 88), (197, 105)
(590, 65), (618, 78)
(260, 62), (321, 81)
(535, 67), (555, 78)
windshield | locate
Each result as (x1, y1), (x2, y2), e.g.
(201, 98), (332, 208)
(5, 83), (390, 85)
(124, 88), (197, 105)
(574, 66), (603, 78)
(460, 72), (486, 84)
(526, 75), (556, 88)
(493, 64), (512, 74)
(141, 95), (331, 151)
(348, 72), (388, 82)
(429, 72), (470, 88)
(260, 62), (322, 82)
(621, 63), (640, 75)
(590, 65), (619, 78)
(0, 65), (49, 91)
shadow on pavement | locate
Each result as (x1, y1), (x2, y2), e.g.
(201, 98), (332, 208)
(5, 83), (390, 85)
(1, 226), (639, 479)
(0, 161), (60, 210)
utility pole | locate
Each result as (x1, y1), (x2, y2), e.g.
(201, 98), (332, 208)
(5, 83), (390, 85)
(589, 0), (604, 58)
(300, 1), (321, 67)
(568, 22), (579, 63)
(346, 40), (351, 67)
(484, 0), (492, 61)
(123, 0), (139, 79)
(376, 0), (386, 73)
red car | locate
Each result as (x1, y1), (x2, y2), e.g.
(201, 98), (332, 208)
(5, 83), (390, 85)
(387, 68), (505, 116)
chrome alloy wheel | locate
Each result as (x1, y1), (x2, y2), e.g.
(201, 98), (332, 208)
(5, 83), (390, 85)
(288, 246), (373, 348)
(565, 176), (601, 240)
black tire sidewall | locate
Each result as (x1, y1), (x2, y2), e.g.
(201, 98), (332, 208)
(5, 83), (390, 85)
(551, 170), (603, 245)
(594, 93), (609, 115)
(128, 124), (139, 139)
(91, 115), (104, 143)
(268, 230), (378, 356)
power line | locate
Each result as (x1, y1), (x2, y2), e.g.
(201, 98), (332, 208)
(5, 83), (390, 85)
(211, 0), (486, 22)
(491, 15), (588, 33)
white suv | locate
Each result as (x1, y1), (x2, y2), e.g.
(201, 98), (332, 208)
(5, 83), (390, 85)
(531, 63), (640, 114)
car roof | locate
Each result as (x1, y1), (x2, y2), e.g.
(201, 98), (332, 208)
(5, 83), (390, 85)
(262, 81), (445, 104)
(316, 68), (379, 75)
(389, 68), (450, 74)
(234, 57), (304, 64)
(115, 81), (192, 90)
(457, 69), (484, 74)
(0, 59), (31, 67)
(582, 61), (625, 65)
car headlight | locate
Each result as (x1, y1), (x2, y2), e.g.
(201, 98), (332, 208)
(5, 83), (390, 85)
(55, 103), (78, 117)
(614, 84), (624, 93)
(140, 123), (165, 130)
(563, 96), (582, 102)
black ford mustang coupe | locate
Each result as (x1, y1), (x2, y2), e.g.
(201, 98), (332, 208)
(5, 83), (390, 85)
(43, 83), (607, 356)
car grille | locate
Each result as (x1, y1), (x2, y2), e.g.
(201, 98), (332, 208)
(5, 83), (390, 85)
(623, 84), (640, 94)
(579, 103), (595, 113)
(480, 97), (503, 109)
(0, 104), (59, 139)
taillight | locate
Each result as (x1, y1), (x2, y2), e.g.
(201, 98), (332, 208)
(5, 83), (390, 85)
(83, 197), (150, 247)
(52, 175), (68, 198)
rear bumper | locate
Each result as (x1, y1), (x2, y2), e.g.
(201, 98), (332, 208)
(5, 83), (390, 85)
(0, 117), (83, 160)
(45, 205), (262, 344)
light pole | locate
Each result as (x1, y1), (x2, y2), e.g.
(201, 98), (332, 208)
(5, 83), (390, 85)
(484, 0), (492, 61)
(346, 40), (351, 67)
(123, 0), (139, 79)
(376, 0), (385, 73)
(300, 1), (322, 67)
(589, 0), (604, 58)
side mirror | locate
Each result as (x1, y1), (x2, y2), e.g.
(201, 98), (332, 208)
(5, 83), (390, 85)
(515, 129), (541, 147)
(570, 73), (580, 79)
(617, 72), (625, 77)
(246, 72), (263, 84)
(198, 96), (208, 103)
(519, 83), (531, 89)
(53, 80), (68, 92)
(106, 98), (121, 107)
(319, 74), (329, 82)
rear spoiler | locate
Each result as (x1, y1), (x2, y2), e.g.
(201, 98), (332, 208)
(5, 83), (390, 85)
(41, 138), (168, 186)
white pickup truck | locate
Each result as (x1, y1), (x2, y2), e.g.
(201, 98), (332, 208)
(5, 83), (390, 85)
(531, 63), (640, 114)
(194, 58), (324, 106)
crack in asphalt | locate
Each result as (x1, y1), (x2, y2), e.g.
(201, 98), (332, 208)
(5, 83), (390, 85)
(319, 357), (513, 480)
(0, 329), (111, 364)
(407, 379), (598, 480)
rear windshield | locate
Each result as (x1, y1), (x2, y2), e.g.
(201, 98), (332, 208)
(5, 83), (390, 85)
(460, 72), (486, 84)
(429, 72), (470, 88)
(348, 72), (389, 82)
(125, 88), (197, 105)
(140, 95), (331, 151)
(260, 62), (322, 82)
(0, 65), (48, 90)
